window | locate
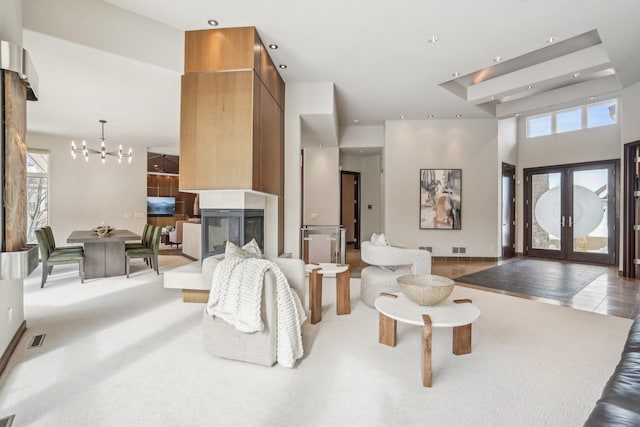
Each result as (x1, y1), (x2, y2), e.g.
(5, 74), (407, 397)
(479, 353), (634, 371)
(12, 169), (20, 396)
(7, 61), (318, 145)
(526, 99), (618, 138)
(27, 150), (49, 244)
(556, 108), (581, 133)
(527, 114), (552, 138)
(587, 100), (617, 128)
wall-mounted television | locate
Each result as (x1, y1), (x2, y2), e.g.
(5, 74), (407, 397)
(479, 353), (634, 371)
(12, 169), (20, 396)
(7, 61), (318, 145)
(147, 196), (176, 217)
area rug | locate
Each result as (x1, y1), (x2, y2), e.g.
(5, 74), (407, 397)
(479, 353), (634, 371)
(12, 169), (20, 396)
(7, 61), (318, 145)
(454, 258), (608, 302)
(0, 259), (632, 426)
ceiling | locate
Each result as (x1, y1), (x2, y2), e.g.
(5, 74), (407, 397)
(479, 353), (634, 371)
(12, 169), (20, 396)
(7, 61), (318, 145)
(20, 0), (640, 154)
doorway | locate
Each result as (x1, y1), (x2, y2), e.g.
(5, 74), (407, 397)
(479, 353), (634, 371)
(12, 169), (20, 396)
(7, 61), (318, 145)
(524, 160), (617, 265)
(501, 163), (516, 259)
(340, 171), (360, 249)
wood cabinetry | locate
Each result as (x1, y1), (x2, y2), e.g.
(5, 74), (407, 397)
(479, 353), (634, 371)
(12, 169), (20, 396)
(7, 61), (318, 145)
(179, 27), (284, 196)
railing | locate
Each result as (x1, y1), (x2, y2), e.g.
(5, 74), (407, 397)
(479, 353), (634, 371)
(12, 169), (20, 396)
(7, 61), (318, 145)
(301, 225), (346, 264)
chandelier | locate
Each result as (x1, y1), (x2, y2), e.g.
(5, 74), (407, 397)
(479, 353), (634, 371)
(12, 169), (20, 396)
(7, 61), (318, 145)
(70, 120), (132, 164)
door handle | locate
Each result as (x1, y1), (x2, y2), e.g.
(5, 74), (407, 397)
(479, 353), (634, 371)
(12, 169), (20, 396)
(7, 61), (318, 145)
(561, 216), (565, 227)
(569, 216), (573, 227)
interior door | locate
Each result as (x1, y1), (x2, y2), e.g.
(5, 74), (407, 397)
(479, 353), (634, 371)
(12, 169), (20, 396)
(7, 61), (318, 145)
(340, 171), (360, 249)
(502, 163), (516, 259)
(524, 161), (617, 264)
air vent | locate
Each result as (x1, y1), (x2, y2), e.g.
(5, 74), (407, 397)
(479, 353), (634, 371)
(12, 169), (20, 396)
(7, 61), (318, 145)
(28, 334), (46, 349)
(0, 414), (15, 427)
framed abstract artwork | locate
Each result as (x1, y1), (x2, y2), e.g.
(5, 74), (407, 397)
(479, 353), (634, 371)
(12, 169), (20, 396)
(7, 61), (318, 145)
(419, 169), (461, 230)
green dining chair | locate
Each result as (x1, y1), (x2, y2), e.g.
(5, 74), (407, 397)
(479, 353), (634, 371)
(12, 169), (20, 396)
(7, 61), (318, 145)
(125, 223), (151, 250)
(35, 228), (85, 288)
(125, 225), (161, 277)
(43, 226), (84, 253)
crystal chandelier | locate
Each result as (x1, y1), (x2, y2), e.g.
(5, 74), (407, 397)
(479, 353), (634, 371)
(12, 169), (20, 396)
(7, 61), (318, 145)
(70, 120), (132, 164)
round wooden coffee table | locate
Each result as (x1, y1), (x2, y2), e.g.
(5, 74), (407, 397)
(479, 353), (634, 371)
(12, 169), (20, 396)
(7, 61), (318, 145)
(374, 292), (481, 387)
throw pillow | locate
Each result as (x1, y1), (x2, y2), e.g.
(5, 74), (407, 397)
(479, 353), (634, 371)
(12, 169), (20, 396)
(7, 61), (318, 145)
(371, 233), (390, 246)
(225, 240), (262, 259)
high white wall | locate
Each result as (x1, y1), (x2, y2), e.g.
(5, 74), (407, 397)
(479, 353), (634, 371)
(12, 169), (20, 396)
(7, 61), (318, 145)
(0, 0), (25, 365)
(622, 82), (640, 144)
(360, 154), (382, 240)
(284, 83), (336, 257)
(27, 132), (147, 248)
(384, 119), (499, 256)
(303, 147), (340, 225)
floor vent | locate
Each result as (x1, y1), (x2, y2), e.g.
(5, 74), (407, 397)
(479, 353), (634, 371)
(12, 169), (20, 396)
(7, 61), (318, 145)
(28, 334), (46, 349)
(0, 415), (15, 427)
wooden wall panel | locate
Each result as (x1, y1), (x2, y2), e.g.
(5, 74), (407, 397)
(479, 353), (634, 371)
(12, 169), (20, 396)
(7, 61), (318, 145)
(256, 33), (285, 109)
(258, 82), (284, 196)
(4, 71), (27, 252)
(185, 27), (256, 73)
(179, 71), (254, 191)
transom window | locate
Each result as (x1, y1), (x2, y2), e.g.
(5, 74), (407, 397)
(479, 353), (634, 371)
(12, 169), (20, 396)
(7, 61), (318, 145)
(526, 99), (617, 138)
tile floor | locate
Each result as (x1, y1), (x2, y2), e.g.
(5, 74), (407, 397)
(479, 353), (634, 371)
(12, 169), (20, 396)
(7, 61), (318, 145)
(346, 245), (640, 319)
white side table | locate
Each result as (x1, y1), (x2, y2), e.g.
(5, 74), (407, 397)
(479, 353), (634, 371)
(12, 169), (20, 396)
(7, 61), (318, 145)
(305, 263), (351, 324)
(375, 292), (481, 387)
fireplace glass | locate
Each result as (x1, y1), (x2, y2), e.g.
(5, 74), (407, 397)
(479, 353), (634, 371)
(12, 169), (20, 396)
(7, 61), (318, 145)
(201, 209), (264, 259)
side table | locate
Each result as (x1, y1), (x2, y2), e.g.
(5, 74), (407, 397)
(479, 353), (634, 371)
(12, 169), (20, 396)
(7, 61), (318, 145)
(306, 263), (351, 324)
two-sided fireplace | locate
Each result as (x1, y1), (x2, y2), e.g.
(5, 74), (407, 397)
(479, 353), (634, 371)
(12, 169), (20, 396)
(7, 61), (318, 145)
(200, 209), (264, 260)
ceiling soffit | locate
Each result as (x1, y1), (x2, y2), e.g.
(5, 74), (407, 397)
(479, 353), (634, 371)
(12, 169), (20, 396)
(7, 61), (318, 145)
(440, 30), (621, 118)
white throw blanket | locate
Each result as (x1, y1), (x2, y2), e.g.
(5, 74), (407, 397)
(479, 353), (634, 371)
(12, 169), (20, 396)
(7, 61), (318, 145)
(206, 257), (306, 368)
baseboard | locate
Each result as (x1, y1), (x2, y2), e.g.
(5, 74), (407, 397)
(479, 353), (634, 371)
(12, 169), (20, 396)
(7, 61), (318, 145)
(432, 256), (501, 262)
(181, 254), (198, 261)
(0, 320), (26, 376)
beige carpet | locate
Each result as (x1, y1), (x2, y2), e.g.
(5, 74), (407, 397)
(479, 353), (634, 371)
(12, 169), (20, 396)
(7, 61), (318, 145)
(0, 256), (632, 426)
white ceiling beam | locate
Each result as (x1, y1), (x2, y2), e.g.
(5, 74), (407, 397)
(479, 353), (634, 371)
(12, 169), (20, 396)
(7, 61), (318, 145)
(467, 45), (612, 104)
(495, 75), (621, 118)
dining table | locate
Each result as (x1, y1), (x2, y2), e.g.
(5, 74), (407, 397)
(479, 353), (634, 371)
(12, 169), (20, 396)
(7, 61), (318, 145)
(67, 229), (141, 279)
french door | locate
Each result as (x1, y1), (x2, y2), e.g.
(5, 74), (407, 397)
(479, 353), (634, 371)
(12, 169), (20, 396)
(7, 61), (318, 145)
(524, 160), (617, 264)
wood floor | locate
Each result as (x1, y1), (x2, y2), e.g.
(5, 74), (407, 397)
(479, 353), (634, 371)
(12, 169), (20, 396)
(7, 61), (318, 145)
(346, 245), (640, 319)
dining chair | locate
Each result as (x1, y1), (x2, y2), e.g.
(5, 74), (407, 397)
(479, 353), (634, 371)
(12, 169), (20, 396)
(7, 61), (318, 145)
(125, 225), (161, 277)
(43, 226), (84, 253)
(125, 223), (151, 250)
(35, 228), (85, 288)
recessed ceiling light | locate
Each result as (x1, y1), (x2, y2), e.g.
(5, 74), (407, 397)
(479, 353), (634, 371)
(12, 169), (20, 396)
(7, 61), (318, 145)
(207, 19), (219, 27)
(278, 64), (287, 69)
(490, 96), (495, 101)
(359, 150), (364, 153)
(452, 72), (461, 77)
(588, 96), (596, 101)
(456, 114), (463, 118)
(572, 72), (580, 78)
(400, 115), (406, 119)
(514, 113), (522, 117)
(527, 85), (533, 90)
(268, 44), (278, 49)
(545, 36), (559, 43)
(551, 105), (557, 109)
(493, 56), (503, 63)
(427, 115), (435, 119)
(427, 36), (439, 43)
(318, 144), (323, 148)
(353, 119), (360, 123)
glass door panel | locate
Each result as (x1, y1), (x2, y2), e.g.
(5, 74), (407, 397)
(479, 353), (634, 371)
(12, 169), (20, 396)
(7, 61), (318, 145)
(531, 172), (562, 252)
(571, 169), (608, 255)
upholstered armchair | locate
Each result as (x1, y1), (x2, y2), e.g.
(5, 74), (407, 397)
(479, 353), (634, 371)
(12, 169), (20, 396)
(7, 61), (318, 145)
(360, 240), (432, 306)
(169, 220), (184, 248)
(202, 254), (306, 366)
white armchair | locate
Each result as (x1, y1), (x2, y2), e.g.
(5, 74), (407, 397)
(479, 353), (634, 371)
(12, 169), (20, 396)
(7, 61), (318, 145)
(201, 254), (306, 366)
(360, 240), (432, 306)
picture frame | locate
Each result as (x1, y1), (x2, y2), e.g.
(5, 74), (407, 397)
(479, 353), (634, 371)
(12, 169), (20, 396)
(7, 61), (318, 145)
(419, 169), (461, 229)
